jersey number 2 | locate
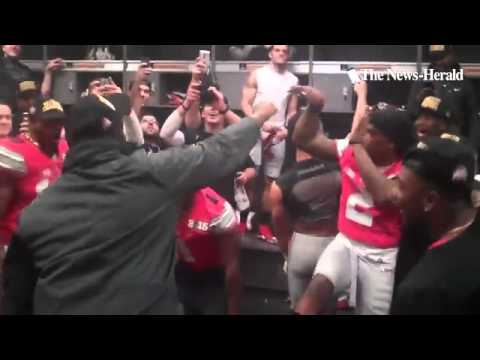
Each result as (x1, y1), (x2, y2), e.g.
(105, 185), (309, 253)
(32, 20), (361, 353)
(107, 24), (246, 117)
(345, 192), (373, 227)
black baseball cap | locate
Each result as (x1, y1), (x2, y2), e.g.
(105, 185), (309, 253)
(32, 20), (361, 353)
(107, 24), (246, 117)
(65, 93), (131, 144)
(417, 95), (453, 123)
(369, 108), (416, 156)
(18, 80), (38, 98)
(30, 98), (66, 122)
(404, 134), (477, 202)
(428, 45), (453, 62)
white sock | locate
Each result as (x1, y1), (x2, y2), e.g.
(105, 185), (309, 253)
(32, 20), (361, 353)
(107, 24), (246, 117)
(246, 211), (255, 231)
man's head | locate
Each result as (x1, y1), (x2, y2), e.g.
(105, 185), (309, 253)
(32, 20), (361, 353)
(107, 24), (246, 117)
(0, 101), (13, 138)
(86, 77), (120, 97)
(129, 80), (152, 104)
(200, 84), (227, 130)
(362, 107), (415, 164)
(87, 78), (104, 97)
(396, 135), (476, 247)
(415, 94), (453, 141)
(201, 103), (225, 129)
(268, 45), (290, 67)
(17, 80), (39, 113)
(429, 45), (456, 71)
(140, 115), (160, 139)
(29, 98), (66, 146)
(2, 45), (22, 58)
(66, 94), (130, 146)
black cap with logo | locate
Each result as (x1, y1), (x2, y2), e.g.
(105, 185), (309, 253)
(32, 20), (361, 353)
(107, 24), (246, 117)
(404, 134), (477, 202)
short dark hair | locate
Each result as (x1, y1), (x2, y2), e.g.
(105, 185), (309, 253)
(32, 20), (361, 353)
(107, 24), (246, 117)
(141, 113), (160, 125)
(200, 82), (222, 108)
(268, 45), (289, 52)
(87, 77), (103, 92)
(129, 80), (152, 92)
(370, 108), (416, 156)
(0, 100), (12, 109)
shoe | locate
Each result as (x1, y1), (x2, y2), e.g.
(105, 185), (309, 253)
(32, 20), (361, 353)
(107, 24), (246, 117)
(336, 297), (350, 311)
(257, 224), (277, 245)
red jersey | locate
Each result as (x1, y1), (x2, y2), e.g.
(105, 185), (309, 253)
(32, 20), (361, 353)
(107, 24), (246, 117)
(176, 187), (237, 272)
(336, 139), (403, 249)
(0, 136), (69, 245)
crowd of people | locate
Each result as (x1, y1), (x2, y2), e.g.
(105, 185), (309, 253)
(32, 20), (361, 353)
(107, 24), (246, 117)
(0, 44), (480, 315)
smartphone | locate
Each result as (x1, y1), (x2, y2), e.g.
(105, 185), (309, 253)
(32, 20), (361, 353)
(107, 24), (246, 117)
(199, 50), (211, 69)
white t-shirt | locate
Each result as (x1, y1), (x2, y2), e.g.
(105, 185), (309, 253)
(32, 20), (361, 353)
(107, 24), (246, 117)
(253, 64), (299, 125)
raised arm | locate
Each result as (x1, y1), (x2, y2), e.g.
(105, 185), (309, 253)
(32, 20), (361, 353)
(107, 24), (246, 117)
(160, 84), (203, 146)
(149, 103), (278, 194)
(130, 63), (152, 117)
(208, 87), (241, 125)
(292, 86), (338, 161)
(123, 109), (144, 146)
(41, 58), (64, 99)
(350, 81), (400, 206)
(349, 81), (369, 141)
(184, 58), (208, 129)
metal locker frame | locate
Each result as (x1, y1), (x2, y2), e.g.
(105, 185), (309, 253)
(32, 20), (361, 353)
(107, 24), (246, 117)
(31, 45), (480, 110)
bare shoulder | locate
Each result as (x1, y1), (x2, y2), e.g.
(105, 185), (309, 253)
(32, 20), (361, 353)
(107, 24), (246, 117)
(245, 69), (258, 87)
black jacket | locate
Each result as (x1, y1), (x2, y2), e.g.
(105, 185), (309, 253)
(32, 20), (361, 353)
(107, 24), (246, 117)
(391, 213), (480, 315)
(0, 56), (35, 115)
(0, 56), (34, 83)
(3, 119), (260, 315)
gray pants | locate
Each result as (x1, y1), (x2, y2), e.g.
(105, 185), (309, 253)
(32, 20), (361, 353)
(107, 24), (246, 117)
(287, 233), (335, 307)
(314, 233), (397, 315)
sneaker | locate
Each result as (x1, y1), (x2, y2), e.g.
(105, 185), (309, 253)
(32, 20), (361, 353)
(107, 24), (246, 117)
(336, 296), (350, 311)
(257, 224), (277, 245)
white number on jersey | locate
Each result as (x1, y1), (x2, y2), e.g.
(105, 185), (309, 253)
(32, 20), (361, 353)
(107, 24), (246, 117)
(345, 192), (374, 227)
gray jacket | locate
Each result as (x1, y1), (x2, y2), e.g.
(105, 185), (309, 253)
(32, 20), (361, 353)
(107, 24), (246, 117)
(3, 119), (260, 315)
